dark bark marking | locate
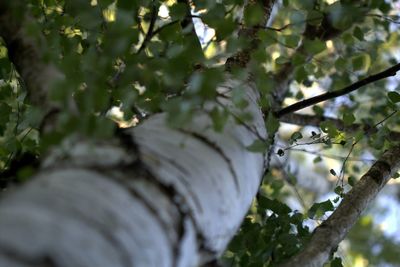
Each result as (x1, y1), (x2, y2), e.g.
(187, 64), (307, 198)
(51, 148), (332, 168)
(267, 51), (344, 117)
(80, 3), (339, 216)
(178, 129), (240, 192)
(113, 132), (207, 264)
(0, 249), (59, 267)
(370, 160), (392, 185)
(137, 145), (203, 212)
(130, 141), (228, 263)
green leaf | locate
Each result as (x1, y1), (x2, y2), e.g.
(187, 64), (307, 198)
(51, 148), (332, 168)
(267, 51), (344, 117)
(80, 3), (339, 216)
(117, 0), (138, 10)
(290, 131), (303, 144)
(246, 139), (268, 153)
(303, 39), (326, 55)
(352, 53), (371, 72)
(275, 56), (289, 65)
(169, 3), (188, 20)
(355, 130), (364, 142)
(312, 105), (324, 116)
(308, 200), (335, 219)
(335, 57), (347, 70)
(258, 196), (292, 215)
(353, 26), (364, 41)
(334, 186), (343, 195)
(313, 156), (322, 163)
(331, 257), (343, 267)
(388, 91), (400, 103)
(243, 3), (265, 26)
(210, 107), (229, 132)
(320, 121), (338, 138)
(292, 53), (306, 66)
(294, 66), (308, 83)
(282, 35), (300, 48)
(348, 176), (356, 186)
(266, 114), (280, 133)
(0, 103), (11, 135)
(307, 10), (323, 26)
(327, 2), (361, 30)
(292, 0), (315, 10)
(342, 112), (355, 126)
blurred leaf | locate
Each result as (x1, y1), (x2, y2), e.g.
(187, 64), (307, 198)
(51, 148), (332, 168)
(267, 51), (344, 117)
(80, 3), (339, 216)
(290, 131), (303, 144)
(320, 121), (338, 138)
(246, 139), (268, 153)
(243, 3), (265, 26)
(0, 103), (11, 135)
(308, 200), (334, 219)
(388, 91), (400, 103)
(266, 114), (280, 133)
(348, 176), (356, 186)
(282, 35), (300, 48)
(334, 186), (343, 195)
(258, 196), (292, 215)
(303, 39), (326, 55)
(343, 112), (355, 126)
(330, 257), (343, 267)
(353, 26), (364, 41)
(352, 54), (371, 72)
(313, 156), (322, 163)
(210, 107), (229, 132)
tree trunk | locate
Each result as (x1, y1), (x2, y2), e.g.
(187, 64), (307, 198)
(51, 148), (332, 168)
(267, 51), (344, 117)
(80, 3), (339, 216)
(0, 77), (266, 266)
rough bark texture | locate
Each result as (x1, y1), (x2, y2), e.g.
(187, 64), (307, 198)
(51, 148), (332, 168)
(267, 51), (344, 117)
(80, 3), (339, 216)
(0, 2), (268, 265)
(0, 80), (265, 267)
(279, 145), (400, 267)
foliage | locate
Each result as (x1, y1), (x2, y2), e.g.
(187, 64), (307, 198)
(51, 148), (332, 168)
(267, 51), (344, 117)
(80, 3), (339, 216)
(1, 0), (400, 266)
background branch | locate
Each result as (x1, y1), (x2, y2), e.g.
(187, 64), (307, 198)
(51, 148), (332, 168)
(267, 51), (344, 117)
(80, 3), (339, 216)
(136, 1), (158, 54)
(276, 63), (400, 117)
(279, 145), (400, 267)
(0, 2), (63, 111)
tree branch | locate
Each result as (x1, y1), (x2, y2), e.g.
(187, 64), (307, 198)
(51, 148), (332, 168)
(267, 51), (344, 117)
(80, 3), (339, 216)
(275, 63), (400, 117)
(0, 2), (63, 111)
(225, 0), (276, 70)
(269, 4), (348, 107)
(279, 145), (400, 267)
(279, 113), (400, 141)
(136, 2), (158, 54)
(177, 0), (196, 34)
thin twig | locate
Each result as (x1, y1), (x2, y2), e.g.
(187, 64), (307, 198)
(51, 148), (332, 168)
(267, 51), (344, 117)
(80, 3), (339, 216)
(279, 113), (400, 141)
(273, 159), (308, 210)
(253, 16), (323, 32)
(136, 1), (158, 54)
(335, 110), (397, 187)
(280, 146), (375, 162)
(367, 13), (400, 25)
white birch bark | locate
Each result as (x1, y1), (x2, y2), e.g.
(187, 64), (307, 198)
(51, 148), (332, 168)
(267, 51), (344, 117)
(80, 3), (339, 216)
(0, 80), (266, 267)
(0, 1), (271, 266)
